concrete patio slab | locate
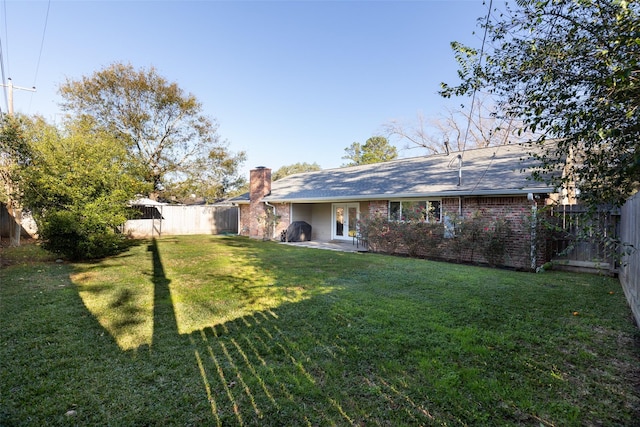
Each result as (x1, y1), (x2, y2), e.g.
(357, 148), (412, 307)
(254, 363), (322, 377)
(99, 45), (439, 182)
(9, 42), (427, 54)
(280, 240), (368, 253)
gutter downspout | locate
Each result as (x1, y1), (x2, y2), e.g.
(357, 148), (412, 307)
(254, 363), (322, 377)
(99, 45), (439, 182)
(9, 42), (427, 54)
(232, 203), (240, 235)
(528, 193), (538, 271)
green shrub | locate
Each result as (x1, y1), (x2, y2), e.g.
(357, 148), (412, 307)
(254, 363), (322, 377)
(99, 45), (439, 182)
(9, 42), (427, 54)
(444, 212), (485, 263)
(38, 209), (126, 260)
(13, 116), (145, 261)
(481, 218), (513, 266)
(362, 211), (518, 268)
(358, 214), (402, 253)
(397, 221), (445, 258)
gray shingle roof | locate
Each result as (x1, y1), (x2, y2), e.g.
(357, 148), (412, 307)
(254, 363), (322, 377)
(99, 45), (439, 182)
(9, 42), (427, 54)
(236, 143), (557, 203)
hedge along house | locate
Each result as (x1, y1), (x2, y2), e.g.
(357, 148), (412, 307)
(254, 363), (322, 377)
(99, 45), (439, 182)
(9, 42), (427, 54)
(234, 143), (562, 269)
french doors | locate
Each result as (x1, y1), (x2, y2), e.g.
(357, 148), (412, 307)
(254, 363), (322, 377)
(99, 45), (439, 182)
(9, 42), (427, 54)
(333, 203), (359, 240)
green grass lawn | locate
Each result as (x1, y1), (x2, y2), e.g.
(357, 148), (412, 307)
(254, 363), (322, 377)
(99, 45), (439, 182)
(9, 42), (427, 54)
(1, 235), (639, 426)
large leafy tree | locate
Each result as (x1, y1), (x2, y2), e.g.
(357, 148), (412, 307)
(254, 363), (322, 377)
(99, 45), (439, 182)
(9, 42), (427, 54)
(441, 0), (640, 208)
(272, 162), (321, 181)
(342, 136), (398, 166)
(162, 147), (247, 202)
(59, 62), (246, 199)
(17, 116), (146, 259)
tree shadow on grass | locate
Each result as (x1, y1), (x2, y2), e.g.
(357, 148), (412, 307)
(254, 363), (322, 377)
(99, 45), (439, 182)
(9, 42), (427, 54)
(137, 238), (372, 425)
(148, 238), (180, 348)
(59, 236), (640, 425)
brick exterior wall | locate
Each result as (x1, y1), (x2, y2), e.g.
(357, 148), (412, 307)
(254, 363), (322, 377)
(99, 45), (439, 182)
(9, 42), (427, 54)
(274, 203), (291, 240)
(242, 167), (292, 240)
(440, 196), (549, 269)
(367, 200), (389, 218)
(240, 202), (290, 240)
(361, 196), (550, 270)
(239, 204), (250, 236)
(241, 168), (549, 269)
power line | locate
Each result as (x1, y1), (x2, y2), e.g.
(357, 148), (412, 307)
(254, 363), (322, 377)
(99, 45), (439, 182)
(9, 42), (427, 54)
(32, 0), (50, 89)
(0, 36), (7, 115)
(468, 2), (561, 195)
(2, 0), (8, 78)
(28, 0), (51, 112)
(460, 0), (493, 157)
(0, 0), (7, 114)
(456, 0), (493, 191)
(0, 1), (50, 115)
(470, 145), (500, 194)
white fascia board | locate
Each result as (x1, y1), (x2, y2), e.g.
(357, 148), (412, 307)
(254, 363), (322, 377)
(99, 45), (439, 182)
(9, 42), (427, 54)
(263, 187), (554, 204)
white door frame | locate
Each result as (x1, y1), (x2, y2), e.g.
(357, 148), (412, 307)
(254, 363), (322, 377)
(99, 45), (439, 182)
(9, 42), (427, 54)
(332, 203), (360, 240)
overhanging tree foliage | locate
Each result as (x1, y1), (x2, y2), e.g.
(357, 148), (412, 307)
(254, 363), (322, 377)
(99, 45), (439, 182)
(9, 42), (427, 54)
(59, 62), (246, 200)
(441, 0), (639, 208)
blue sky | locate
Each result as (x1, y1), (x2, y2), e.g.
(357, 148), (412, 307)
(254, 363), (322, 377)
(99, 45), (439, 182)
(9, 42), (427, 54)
(2, 0), (490, 177)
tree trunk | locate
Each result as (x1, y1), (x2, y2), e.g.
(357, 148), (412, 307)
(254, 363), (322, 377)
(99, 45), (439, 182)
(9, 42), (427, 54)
(8, 203), (21, 247)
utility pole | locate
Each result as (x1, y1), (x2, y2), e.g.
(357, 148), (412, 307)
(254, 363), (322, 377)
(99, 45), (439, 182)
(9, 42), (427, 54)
(2, 78), (37, 116)
(1, 78), (36, 246)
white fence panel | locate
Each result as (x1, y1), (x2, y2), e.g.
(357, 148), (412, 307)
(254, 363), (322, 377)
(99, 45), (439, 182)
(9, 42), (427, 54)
(619, 192), (640, 327)
(124, 205), (238, 238)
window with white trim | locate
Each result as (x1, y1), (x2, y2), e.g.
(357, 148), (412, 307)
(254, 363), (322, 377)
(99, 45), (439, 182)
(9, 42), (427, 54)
(389, 200), (441, 223)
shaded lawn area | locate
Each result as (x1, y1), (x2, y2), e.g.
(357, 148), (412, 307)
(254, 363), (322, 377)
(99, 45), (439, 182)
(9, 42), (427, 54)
(1, 235), (639, 426)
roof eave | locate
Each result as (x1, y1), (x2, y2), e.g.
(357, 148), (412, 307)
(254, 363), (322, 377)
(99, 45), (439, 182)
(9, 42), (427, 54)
(262, 187), (554, 203)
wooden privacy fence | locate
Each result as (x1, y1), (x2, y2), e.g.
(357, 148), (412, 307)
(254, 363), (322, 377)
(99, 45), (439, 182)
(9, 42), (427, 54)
(619, 192), (640, 327)
(547, 204), (619, 273)
(124, 204), (238, 238)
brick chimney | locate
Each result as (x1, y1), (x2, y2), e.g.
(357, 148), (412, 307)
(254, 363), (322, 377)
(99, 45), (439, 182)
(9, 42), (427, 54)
(250, 167), (271, 201)
(249, 167), (271, 239)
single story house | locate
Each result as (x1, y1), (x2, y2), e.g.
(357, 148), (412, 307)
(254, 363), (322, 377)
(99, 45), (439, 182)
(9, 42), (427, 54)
(233, 143), (562, 268)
